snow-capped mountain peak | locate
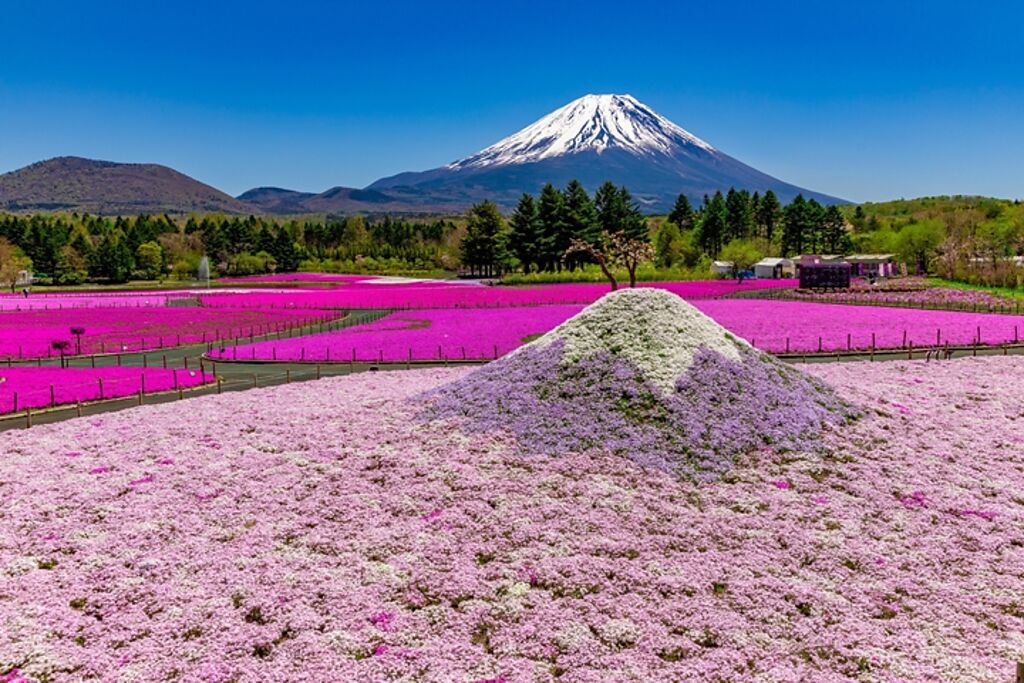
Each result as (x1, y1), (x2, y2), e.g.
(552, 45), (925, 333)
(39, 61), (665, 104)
(447, 94), (715, 170)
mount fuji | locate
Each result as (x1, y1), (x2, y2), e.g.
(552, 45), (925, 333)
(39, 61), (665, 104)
(0, 95), (845, 216)
(363, 94), (846, 212)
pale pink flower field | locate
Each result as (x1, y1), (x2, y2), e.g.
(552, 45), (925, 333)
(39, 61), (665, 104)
(1, 357), (1021, 682)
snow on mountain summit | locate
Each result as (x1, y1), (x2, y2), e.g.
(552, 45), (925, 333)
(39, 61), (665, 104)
(448, 94), (716, 170)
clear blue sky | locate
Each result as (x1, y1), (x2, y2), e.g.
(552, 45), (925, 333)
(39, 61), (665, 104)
(2, 0), (1022, 202)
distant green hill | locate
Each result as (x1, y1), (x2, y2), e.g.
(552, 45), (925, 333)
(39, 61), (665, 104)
(842, 195), (1024, 287)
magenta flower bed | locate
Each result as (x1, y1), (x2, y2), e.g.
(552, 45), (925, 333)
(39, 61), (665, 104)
(692, 299), (1024, 351)
(198, 279), (798, 310)
(0, 359), (1020, 680)
(0, 367), (213, 413)
(0, 293), (182, 311)
(790, 284), (1017, 309)
(209, 299), (1024, 363)
(208, 306), (581, 362)
(0, 307), (339, 359)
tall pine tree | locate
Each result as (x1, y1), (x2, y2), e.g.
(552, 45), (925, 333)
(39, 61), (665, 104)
(757, 190), (782, 243)
(595, 182), (648, 242)
(820, 204), (851, 254)
(668, 193), (695, 231)
(724, 188), (754, 242)
(461, 200), (508, 277)
(508, 193), (542, 273)
(697, 191), (727, 258)
(781, 194), (809, 256)
(561, 180), (599, 269)
(537, 184), (566, 271)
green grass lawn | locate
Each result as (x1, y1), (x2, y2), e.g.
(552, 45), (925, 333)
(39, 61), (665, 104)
(500, 264), (712, 285)
(927, 277), (1024, 300)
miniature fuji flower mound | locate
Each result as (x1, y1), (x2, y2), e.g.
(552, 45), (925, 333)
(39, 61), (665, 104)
(422, 288), (856, 477)
(532, 287), (746, 393)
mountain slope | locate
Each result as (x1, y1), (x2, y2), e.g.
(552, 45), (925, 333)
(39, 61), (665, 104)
(0, 157), (254, 215)
(369, 94), (846, 212)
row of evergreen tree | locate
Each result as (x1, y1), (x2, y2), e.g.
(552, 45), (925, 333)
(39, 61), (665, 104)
(461, 180), (648, 276)
(665, 189), (851, 259)
(0, 213), (457, 283)
(0, 185), (854, 283)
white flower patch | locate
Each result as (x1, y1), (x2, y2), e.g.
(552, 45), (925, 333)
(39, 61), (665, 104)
(531, 288), (746, 394)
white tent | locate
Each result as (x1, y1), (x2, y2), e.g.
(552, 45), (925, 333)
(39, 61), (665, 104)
(711, 260), (734, 276)
(753, 257), (794, 279)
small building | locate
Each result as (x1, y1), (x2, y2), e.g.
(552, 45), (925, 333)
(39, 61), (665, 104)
(845, 254), (896, 278)
(799, 261), (851, 290)
(710, 260), (734, 276)
(753, 257), (795, 279)
(15, 270), (34, 287)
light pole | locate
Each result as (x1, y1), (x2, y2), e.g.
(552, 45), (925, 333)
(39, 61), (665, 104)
(70, 327), (85, 355)
(52, 340), (71, 368)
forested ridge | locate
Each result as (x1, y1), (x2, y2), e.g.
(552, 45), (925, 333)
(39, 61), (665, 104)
(0, 188), (1021, 289)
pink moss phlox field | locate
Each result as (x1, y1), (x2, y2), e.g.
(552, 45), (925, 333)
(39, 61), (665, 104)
(0, 293), (181, 311)
(197, 279), (798, 310)
(1, 359), (1022, 680)
(691, 299), (1024, 351)
(790, 279), (1016, 308)
(0, 367), (213, 413)
(212, 299), (1024, 362)
(207, 307), (582, 362)
(0, 307), (338, 359)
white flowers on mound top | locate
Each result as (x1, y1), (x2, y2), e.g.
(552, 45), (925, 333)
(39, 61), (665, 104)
(532, 288), (747, 394)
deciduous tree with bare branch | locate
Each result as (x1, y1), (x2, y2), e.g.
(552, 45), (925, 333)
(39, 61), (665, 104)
(565, 230), (654, 291)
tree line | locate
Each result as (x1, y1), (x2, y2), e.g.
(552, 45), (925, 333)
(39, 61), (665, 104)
(15, 187), (987, 290)
(660, 189), (850, 262)
(0, 213), (459, 285)
(460, 180), (648, 277)
(461, 183), (854, 279)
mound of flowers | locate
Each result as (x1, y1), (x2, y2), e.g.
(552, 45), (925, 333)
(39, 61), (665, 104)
(422, 289), (856, 478)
